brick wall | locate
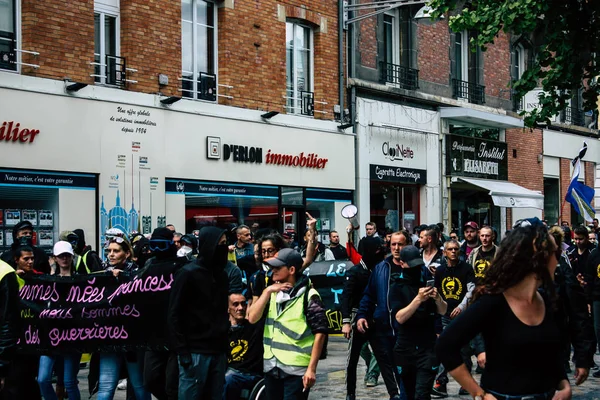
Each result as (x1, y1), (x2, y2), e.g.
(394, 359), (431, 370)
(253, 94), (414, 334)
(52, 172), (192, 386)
(559, 158), (572, 226)
(21, 0), (94, 83)
(217, 0), (340, 119)
(506, 127), (543, 228)
(417, 20), (450, 85)
(482, 32), (511, 102)
(120, 0), (181, 96)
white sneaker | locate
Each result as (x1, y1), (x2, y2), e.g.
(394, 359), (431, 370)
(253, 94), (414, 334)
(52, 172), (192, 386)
(117, 379), (127, 390)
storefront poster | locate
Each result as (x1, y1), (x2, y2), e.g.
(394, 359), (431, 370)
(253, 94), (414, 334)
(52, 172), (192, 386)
(369, 164), (427, 184)
(5, 231), (12, 247)
(38, 210), (53, 227)
(22, 210), (38, 227)
(165, 180), (278, 198)
(446, 135), (508, 180)
(5, 209), (21, 227)
(38, 230), (54, 247)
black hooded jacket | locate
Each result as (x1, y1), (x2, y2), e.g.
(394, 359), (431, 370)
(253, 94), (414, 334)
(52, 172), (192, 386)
(168, 227), (229, 356)
(0, 223), (50, 274)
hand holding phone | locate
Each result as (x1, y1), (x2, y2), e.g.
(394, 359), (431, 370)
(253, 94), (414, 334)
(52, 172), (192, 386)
(426, 279), (435, 288)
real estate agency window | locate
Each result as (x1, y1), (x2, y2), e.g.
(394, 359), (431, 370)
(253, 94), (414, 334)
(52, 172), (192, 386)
(0, 0), (17, 71)
(286, 21), (313, 116)
(181, 0), (216, 101)
(94, 12), (119, 85)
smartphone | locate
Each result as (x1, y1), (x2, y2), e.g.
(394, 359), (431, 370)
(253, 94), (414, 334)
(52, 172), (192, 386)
(426, 279), (435, 288)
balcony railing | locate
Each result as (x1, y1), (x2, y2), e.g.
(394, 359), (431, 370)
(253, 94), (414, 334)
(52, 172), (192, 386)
(452, 79), (486, 105)
(0, 34), (40, 70)
(180, 72), (217, 101)
(379, 61), (419, 90)
(91, 54), (137, 87)
(563, 106), (586, 127)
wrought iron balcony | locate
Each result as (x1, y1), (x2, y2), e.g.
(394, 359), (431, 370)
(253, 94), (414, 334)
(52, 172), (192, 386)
(452, 79), (486, 105)
(379, 61), (419, 90)
(180, 72), (217, 101)
(91, 54), (136, 87)
(563, 106), (586, 127)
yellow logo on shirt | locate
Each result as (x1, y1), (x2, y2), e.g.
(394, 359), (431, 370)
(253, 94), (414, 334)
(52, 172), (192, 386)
(474, 259), (490, 279)
(442, 277), (463, 300)
(596, 264), (600, 279)
(229, 339), (249, 363)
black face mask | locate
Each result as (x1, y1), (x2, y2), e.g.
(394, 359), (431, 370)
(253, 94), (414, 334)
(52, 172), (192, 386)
(213, 244), (229, 268)
(18, 236), (33, 247)
(404, 266), (422, 281)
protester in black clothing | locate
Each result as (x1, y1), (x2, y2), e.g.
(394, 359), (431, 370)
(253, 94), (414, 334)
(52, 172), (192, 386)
(391, 245), (447, 400)
(1, 220), (50, 274)
(144, 227), (188, 400)
(567, 225), (595, 277)
(328, 230), (348, 260)
(549, 226), (594, 383)
(168, 226), (230, 400)
(418, 226), (443, 278)
(224, 293), (263, 400)
(341, 228), (385, 400)
(467, 226), (498, 284)
(72, 228), (103, 273)
(436, 221), (571, 400)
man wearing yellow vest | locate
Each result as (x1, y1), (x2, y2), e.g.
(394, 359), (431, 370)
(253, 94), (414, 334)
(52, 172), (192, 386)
(248, 248), (328, 399)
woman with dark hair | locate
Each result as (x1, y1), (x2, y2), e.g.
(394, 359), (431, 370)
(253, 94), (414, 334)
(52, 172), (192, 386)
(436, 221), (571, 400)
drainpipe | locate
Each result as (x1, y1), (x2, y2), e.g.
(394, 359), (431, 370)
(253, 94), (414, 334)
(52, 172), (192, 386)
(338, 0), (345, 122)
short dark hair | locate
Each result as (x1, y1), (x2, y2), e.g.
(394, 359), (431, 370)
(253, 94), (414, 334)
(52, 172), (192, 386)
(329, 230), (338, 237)
(366, 222), (376, 229)
(574, 226), (589, 237)
(14, 246), (34, 261)
(594, 218), (599, 223)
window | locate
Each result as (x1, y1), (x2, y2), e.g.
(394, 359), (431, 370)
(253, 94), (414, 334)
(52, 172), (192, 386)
(286, 21), (313, 116)
(452, 30), (485, 104)
(0, 0), (17, 71)
(181, 0), (216, 101)
(455, 30), (468, 83)
(380, 9), (417, 89)
(383, 13), (397, 66)
(94, 12), (120, 85)
(511, 44), (525, 110)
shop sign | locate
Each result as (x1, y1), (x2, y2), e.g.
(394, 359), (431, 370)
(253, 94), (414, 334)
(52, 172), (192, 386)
(0, 169), (96, 189)
(381, 141), (415, 162)
(0, 121), (40, 143)
(165, 179), (279, 198)
(446, 135), (508, 180)
(206, 136), (328, 169)
(369, 164), (427, 184)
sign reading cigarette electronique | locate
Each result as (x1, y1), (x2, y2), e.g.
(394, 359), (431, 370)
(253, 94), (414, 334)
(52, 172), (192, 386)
(446, 135), (508, 180)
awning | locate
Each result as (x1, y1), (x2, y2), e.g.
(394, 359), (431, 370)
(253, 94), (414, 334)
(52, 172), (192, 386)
(440, 107), (524, 129)
(454, 177), (544, 209)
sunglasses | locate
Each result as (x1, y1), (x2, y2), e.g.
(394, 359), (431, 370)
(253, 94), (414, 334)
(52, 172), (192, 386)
(262, 248), (277, 255)
(446, 248), (459, 252)
(104, 236), (128, 249)
(149, 239), (173, 252)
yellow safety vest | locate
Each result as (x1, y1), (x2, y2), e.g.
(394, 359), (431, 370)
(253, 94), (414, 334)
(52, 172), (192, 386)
(75, 252), (91, 274)
(0, 260), (19, 289)
(263, 286), (319, 367)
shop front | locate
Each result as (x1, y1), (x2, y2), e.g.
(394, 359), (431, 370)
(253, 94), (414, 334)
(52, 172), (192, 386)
(356, 97), (441, 235)
(446, 133), (543, 236)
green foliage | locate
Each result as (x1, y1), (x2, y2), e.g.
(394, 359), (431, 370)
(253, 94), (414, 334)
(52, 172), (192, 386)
(428, 0), (600, 128)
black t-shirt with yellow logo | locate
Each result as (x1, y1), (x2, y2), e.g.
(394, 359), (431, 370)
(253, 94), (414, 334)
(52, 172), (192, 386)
(228, 320), (263, 375)
(434, 260), (476, 316)
(473, 247), (497, 284)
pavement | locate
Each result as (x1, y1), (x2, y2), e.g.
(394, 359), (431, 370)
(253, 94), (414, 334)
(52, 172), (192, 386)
(75, 336), (600, 399)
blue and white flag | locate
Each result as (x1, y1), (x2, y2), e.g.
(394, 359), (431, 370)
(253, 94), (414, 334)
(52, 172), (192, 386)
(565, 142), (596, 222)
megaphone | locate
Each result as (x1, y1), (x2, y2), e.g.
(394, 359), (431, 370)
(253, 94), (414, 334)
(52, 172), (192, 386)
(341, 204), (360, 230)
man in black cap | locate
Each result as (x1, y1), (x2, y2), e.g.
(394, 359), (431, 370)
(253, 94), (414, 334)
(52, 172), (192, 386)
(144, 227), (188, 400)
(0, 221), (50, 274)
(71, 229), (102, 273)
(168, 226), (230, 400)
(390, 245), (447, 400)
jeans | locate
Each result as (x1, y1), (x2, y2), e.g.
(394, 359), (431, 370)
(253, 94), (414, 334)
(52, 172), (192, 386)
(346, 326), (380, 395)
(144, 350), (179, 400)
(97, 353), (150, 400)
(178, 353), (227, 400)
(223, 368), (262, 400)
(395, 343), (438, 400)
(436, 316), (473, 385)
(264, 371), (308, 400)
(370, 333), (406, 399)
(38, 354), (81, 400)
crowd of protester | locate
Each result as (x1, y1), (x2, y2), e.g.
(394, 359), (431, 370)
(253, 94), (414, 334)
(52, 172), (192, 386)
(0, 213), (597, 400)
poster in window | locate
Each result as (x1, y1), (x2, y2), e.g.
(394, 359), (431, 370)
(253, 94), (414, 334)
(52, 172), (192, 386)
(0, 230), (4, 247)
(22, 210), (38, 227)
(321, 219), (331, 231)
(38, 230), (54, 247)
(38, 210), (54, 227)
(5, 210), (21, 227)
(0, 210), (3, 226)
(4, 231), (13, 247)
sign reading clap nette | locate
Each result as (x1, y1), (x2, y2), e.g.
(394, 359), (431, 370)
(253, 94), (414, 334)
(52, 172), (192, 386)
(446, 135), (508, 180)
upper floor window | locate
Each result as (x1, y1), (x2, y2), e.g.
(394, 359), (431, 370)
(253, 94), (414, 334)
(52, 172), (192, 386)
(455, 30), (468, 83)
(383, 12), (397, 66)
(94, 12), (121, 85)
(452, 30), (485, 105)
(181, 0), (216, 101)
(286, 21), (313, 116)
(511, 44), (524, 81)
(380, 9), (417, 90)
(0, 0), (17, 71)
